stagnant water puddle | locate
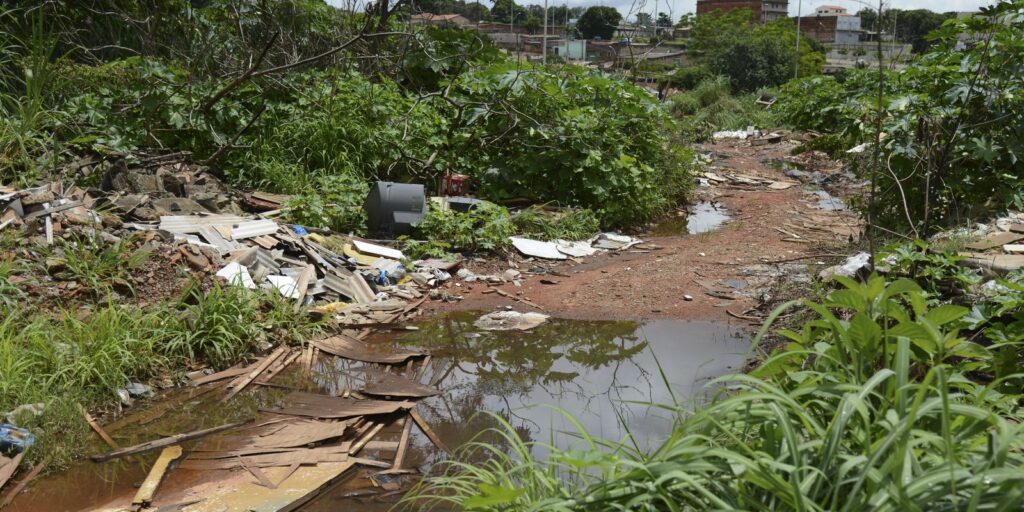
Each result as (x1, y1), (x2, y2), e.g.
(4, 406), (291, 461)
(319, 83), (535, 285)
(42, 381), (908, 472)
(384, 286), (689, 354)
(650, 201), (731, 236)
(9, 313), (748, 511)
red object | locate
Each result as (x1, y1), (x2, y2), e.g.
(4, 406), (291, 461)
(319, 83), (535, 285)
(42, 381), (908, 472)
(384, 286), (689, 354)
(441, 174), (471, 196)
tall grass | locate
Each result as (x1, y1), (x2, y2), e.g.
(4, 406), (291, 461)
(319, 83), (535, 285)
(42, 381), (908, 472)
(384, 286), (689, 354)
(0, 7), (64, 185)
(668, 76), (777, 142)
(407, 275), (1024, 510)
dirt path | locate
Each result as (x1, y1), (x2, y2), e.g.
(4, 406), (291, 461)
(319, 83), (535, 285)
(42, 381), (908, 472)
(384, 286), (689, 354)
(425, 137), (861, 322)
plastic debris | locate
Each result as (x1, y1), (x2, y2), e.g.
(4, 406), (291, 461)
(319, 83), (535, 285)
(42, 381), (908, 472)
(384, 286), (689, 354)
(509, 237), (566, 260)
(474, 310), (550, 331)
(216, 261), (256, 289)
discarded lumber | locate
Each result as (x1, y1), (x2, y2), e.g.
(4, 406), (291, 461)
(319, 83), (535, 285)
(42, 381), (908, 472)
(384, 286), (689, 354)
(262, 392), (414, 419)
(0, 452), (25, 491)
(312, 335), (423, 364)
(132, 445), (183, 507)
(91, 419), (251, 462)
(0, 460), (44, 508)
(410, 407), (451, 456)
(190, 365), (250, 387)
(492, 287), (544, 310)
(222, 346), (288, 402)
(350, 422), (386, 456)
(362, 373), (440, 398)
(392, 417), (414, 470)
(80, 405), (119, 450)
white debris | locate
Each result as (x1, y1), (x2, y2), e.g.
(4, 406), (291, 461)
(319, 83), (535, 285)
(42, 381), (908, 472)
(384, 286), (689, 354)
(593, 233), (641, 250)
(352, 239), (404, 260)
(555, 239), (599, 257)
(713, 130), (750, 140)
(509, 237), (566, 260)
(216, 261), (256, 289)
(846, 142), (871, 154)
(266, 275), (299, 298)
(818, 252), (871, 280)
(474, 310), (550, 331)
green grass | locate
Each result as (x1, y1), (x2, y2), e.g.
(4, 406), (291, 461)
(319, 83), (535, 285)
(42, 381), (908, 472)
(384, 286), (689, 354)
(0, 282), (321, 468)
(45, 233), (151, 296)
(407, 275), (1024, 510)
(668, 76), (778, 142)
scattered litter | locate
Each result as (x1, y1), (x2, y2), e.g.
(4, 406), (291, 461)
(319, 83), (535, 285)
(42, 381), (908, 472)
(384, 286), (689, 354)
(267, 275), (300, 298)
(353, 239), (405, 261)
(474, 310), (550, 331)
(509, 237), (567, 260)
(0, 424), (35, 454)
(818, 252), (871, 280)
(555, 240), (598, 257)
(593, 233), (641, 250)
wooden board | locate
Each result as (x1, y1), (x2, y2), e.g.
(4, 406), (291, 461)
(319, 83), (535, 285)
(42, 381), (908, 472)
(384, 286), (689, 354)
(312, 335), (423, 364)
(966, 232), (1024, 251)
(362, 373), (439, 398)
(132, 445), (183, 506)
(262, 392), (414, 419)
(178, 445), (350, 470)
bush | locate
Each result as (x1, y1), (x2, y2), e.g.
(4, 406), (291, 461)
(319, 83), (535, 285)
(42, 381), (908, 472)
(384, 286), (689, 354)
(511, 206), (601, 241)
(411, 201), (516, 255)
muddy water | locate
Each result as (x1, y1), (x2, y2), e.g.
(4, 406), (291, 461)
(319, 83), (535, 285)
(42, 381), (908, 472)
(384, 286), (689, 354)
(650, 201), (731, 236)
(10, 313), (748, 511)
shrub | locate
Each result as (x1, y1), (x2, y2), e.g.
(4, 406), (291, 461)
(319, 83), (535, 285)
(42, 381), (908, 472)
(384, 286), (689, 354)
(412, 201), (515, 255)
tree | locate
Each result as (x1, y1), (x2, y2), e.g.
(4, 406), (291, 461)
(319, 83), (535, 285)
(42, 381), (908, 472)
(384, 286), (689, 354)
(577, 6), (621, 40)
(491, 0), (528, 24)
(708, 34), (794, 91)
(656, 12), (672, 27)
(636, 12), (653, 27)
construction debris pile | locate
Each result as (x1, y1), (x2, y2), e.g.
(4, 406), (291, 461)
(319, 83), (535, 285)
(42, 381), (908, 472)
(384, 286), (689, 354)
(946, 214), (1024, 275)
(82, 333), (444, 511)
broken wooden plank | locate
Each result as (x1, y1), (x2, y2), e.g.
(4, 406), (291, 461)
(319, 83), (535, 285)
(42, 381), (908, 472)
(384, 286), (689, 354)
(392, 416), (413, 470)
(0, 459), (43, 508)
(312, 335), (423, 365)
(80, 404), (119, 450)
(262, 392), (414, 419)
(238, 456), (277, 489)
(178, 445), (349, 470)
(222, 346), (288, 402)
(190, 365), (251, 387)
(22, 199), (84, 220)
(256, 349), (302, 384)
(132, 445), (183, 507)
(492, 287), (545, 310)
(410, 407), (452, 456)
(91, 419), (251, 462)
(0, 452), (25, 491)
(350, 422), (386, 456)
(362, 373), (440, 398)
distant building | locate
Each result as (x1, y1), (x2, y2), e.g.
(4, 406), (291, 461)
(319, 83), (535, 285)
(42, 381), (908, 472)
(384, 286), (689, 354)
(410, 13), (473, 28)
(815, 5), (847, 15)
(797, 5), (861, 44)
(695, 0), (789, 23)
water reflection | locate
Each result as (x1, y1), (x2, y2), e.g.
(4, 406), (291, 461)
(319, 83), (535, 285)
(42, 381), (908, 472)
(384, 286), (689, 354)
(372, 312), (749, 465)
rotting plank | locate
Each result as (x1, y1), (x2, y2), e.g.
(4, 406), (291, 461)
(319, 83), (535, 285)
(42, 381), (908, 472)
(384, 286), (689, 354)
(362, 373), (439, 398)
(0, 460), (44, 508)
(132, 445), (183, 507)
(0, 452), (25, 491)
(178, 445), (350, 470)
(261, 392), (414, 419)
(80, 404), (119, 450)
(350, 422), (386, 456)
(191, 365), (251, 387)
(312, 335), (423, 365)
(410, 408), (452, 456)
(256, 349), (301, 385)
(293, 264), (316, 312)
(91, 420), (251, 462)
(222, 346), (288, 402)
(392, 416), (413, 470)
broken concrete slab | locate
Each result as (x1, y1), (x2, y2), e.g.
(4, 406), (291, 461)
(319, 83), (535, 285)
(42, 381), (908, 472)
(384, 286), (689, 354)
(960, 252), (1024, 274)
(966, 232), (1024, 251)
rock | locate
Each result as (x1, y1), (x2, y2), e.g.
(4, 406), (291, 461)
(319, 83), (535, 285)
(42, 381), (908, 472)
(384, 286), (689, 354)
(151, 197), (209, 216)
(20, 189), (54, 206)
(683, 294), (694, 301)
(474, 310), (550, 331)
(785, 169), (809, 179)
(502, 269), (521, 282)
(62, 205), (97, 226)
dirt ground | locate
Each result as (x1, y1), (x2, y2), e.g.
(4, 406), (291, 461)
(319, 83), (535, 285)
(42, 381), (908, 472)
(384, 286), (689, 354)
(424, 136), (861, 323)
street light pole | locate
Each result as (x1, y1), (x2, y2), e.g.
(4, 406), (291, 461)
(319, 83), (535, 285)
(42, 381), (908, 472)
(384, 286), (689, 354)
(543, 0), (548, 64)
(794, 0), (803, 79)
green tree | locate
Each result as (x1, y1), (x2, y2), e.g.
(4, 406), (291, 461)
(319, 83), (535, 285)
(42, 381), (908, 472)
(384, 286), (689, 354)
(708, 34), (794, 91)
(656, 12), (672, 27)
(577, 6), (621, 39)
(636, 12), (653, 27)
(491, 0), (528, 24)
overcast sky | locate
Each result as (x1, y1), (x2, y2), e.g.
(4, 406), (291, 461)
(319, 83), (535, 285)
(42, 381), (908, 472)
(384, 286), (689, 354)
(326, 0), (994, 22)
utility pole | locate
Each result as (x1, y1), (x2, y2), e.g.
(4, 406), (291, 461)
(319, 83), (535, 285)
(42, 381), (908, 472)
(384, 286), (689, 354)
(794, 0), (803, 79)
(543, 0), (548, 64)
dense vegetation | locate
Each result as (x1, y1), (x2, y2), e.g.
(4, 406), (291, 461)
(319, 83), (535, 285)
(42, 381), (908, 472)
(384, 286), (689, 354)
(1, 1), (695, 233)
(775, 2), (1024, 235)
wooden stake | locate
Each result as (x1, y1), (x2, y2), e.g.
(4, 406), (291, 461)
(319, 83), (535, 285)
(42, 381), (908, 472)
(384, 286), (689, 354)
(391, 416), (413, 470)
(0, 460), (45, 507)
(79, 404), (119, 450)
(350, 422), (386, 456)
(222, 346), (287, 402)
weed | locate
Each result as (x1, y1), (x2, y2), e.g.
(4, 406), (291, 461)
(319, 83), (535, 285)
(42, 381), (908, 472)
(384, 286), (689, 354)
(511, 205), (600, 242)
(412, 201), (515, 255)
(164, 282), (264, 369)
(47, 234), (150, 296)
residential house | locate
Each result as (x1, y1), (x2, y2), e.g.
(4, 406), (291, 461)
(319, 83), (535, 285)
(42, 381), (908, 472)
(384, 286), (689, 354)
(796, 5), (861, 44)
